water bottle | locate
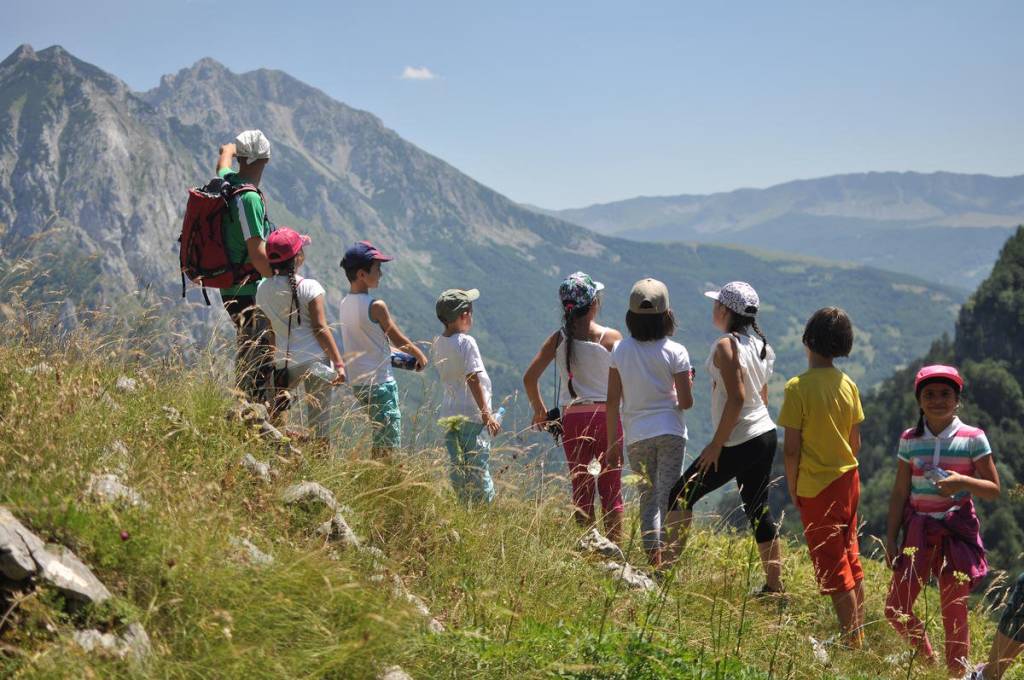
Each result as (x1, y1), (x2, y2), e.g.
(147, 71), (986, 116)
(390, 351), (419, 370)
(483, 406), (505, 446)
(309, 362), (337, 383)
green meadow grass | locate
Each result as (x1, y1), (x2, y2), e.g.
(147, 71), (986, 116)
(0, 321), (1019, 679)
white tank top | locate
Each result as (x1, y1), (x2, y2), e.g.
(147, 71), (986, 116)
(555, 327), (614, 406)
(339, 293), (392, 386)
(706, 333), (776, 447)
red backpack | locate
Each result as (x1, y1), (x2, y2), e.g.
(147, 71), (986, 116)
(178, 177), (265, 304)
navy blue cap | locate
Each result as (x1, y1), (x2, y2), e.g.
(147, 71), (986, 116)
(340, 240), (394, 269)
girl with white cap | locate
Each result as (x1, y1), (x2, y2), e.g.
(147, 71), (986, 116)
(665, 281), (783, 593)
(523, 272), (625, 543)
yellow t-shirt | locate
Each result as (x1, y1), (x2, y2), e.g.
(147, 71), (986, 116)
(777, 367), (864, 498)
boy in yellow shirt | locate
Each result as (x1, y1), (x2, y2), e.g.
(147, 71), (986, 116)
(777, 307), (865, 647)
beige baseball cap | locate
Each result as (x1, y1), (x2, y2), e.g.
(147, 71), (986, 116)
(629, 278), (670, 314)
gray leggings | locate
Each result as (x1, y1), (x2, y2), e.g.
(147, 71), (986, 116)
(285, 361), (334, 441)
(627, 434), (687, 553)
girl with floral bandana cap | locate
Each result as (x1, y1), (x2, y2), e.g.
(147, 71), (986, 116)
(524, 272), (625, 543)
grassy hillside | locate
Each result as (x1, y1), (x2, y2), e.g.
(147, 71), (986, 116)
(0, 312), (1019, 679)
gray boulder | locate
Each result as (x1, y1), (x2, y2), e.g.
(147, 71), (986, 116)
(162, 406), (199, 436)
(282, 482), (338, 511)
(240, 454), (272, 482)
(114, 376), (138, 392)
(86, 473), (146, 508)
(316, 511), (360, 548)
(229, 536), (274, 566)
(73, 622), (151, 662)
(24, 362), (54, 376)
(390, 575), (444, 633)
(0, 508), (39, 580)
(600, 561), (656, 592)
(578, 527), (624, 561)
(379, 666), (414, 680)
(0, 507), (112, 604)
(227, 400), (269, 425)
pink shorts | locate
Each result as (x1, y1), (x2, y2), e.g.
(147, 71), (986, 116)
(561, 404), (624, 515)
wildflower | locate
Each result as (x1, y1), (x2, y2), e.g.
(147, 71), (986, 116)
(437, 415), (470, 433)
(954, 570), (970, 585)
(902, 546), (918, 557)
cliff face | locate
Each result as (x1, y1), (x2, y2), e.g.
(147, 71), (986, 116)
(0, 45), (965, 439)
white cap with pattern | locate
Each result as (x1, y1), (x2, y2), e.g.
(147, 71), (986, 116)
(704, 281), (760, 317)
(234, 129), (271, 163)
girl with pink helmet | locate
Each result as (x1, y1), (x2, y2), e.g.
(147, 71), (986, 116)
(884, 364), (1000, 675)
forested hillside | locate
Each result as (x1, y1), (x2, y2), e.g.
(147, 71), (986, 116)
(858, 225), (1024, 569)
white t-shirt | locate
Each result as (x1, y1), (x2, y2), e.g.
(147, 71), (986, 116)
(431, 333), (492, 422)
(610, 336), (691, 445)
(706, 333), (776, 447)
(255, 275), (327, 368)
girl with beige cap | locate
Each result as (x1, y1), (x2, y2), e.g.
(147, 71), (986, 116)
(606, 278), (694, 569)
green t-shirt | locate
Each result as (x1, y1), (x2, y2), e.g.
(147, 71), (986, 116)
(218, 167), (270, 296)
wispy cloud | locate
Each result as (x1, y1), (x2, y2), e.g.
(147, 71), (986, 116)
(400, 66), (438, 81)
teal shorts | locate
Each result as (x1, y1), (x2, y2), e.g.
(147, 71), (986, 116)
(999, 572), (1024, 643)
(351, 380), (401, 451)
(444, 421), (495, 503)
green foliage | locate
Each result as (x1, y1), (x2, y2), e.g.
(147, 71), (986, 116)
(857, 226), (1024, 571)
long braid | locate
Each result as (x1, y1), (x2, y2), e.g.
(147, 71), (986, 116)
(271, 257), (302, 326)
(914, 409), (926, 437)
(750, 318), (770, 360)
(286, 262), (301, 326)
(563, 304), (578, 400)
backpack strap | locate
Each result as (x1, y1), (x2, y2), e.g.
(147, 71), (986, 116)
(227, 184), (273, 229)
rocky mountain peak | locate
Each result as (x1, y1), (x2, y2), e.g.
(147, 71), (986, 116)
(0, 43), (37, 68)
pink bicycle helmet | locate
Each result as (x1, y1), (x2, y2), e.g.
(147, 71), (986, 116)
(914, 364), (963, 395)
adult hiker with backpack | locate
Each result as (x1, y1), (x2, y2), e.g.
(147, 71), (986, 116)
(182, 129), (275, 403)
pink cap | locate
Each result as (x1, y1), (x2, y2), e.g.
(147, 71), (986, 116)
(914, 364), (963, 393)
(266, 227), (311, 263)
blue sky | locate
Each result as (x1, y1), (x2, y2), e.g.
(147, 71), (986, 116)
(4, 1), (1022, 208)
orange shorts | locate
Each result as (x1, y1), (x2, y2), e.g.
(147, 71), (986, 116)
(797, 468), (863, 594)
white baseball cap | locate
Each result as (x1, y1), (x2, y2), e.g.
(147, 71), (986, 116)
(234, 129), (271, 163)
(704, 281), (760, 317)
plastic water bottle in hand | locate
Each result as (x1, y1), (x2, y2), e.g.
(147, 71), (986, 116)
(390, 351), (418, 370)
(309, 362), (337, 383)
(484, 406), (505, 445)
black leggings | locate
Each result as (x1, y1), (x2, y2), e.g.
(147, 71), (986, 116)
(667, 429), (779, 544)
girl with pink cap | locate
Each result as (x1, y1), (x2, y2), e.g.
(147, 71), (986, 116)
(884, 364), (1000, 675)
(255, 227), (346, 445)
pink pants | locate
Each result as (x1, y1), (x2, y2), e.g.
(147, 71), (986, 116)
(561, 404), (624, 516)
(885, 542), (971, 673)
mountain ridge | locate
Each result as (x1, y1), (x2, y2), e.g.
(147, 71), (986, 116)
(0, 44), (966, 443)
(541, 171), (1024, 289)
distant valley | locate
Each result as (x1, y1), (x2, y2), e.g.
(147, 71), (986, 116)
(539, 172), (1024, 290)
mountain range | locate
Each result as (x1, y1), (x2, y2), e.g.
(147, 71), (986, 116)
(540, 172), (1024, 290)
(0, 44), (967, 444)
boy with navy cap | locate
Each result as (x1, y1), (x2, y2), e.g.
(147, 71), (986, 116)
(339, 241), (428, 458)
